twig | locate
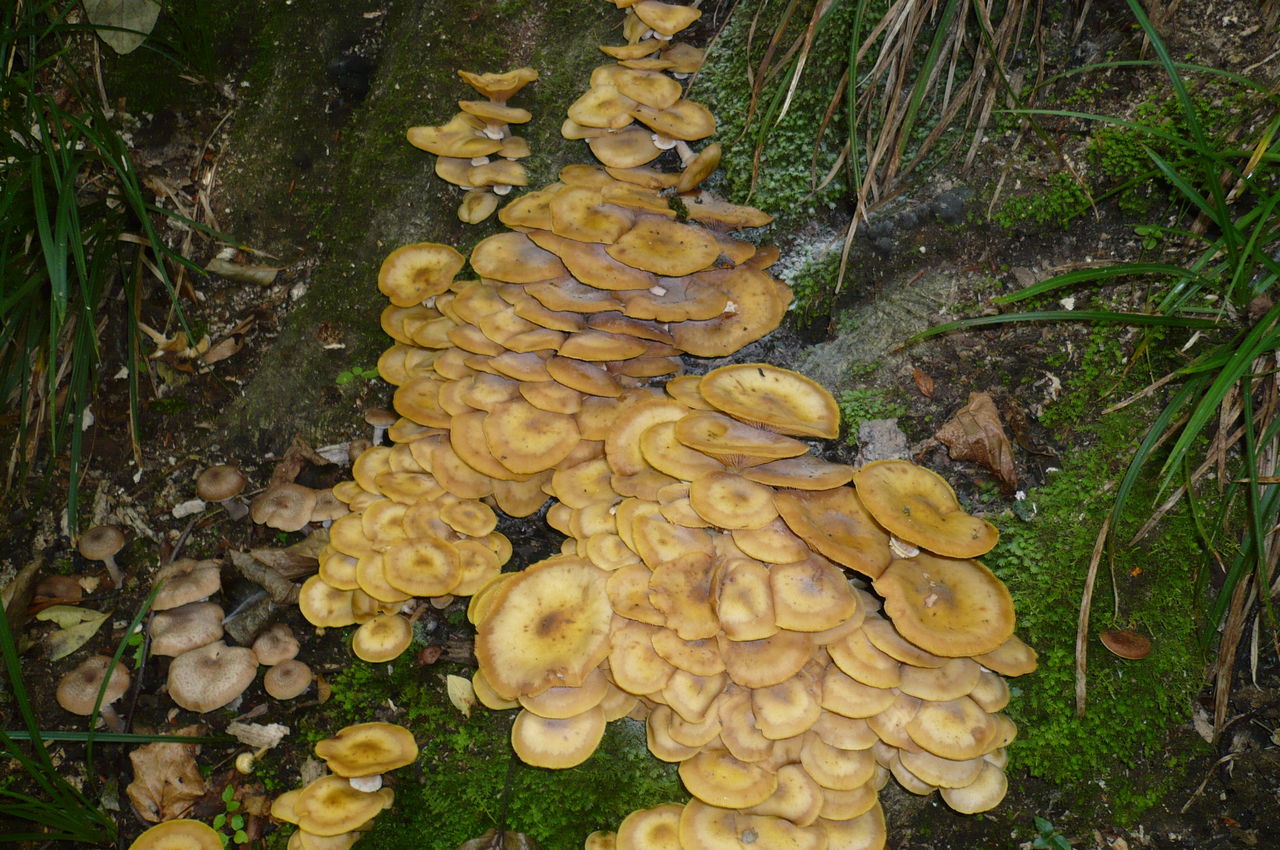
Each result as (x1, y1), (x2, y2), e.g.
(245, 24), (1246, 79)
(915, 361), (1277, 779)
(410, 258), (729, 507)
(1075, 515), (1111, 717)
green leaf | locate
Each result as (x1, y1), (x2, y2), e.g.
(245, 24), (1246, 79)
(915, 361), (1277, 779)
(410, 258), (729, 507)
(212, 813), (226, 830)
(82, 0), (162, 55)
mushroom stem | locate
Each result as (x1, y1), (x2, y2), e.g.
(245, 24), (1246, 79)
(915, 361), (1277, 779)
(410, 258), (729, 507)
(218, 498), (250, 521)
(98, 703), (126, 733)
(102, 556), (123, 588)
(674, 140), (696, 166)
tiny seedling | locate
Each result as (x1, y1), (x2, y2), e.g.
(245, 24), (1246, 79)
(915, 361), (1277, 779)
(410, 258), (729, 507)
(213, 785), (248, 848)
(1031, 816), (1073, 850)
(336, 365), (380, 386)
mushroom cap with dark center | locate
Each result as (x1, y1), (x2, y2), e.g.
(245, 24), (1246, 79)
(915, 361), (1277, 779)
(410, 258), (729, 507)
(78, 525), (125, 561)
(148, 601), (225, 656)
(56, 655), (130, 715)
(314, 721), (419, 777)
(250, 483), (319, 532)
(152, 558), (222, 611)
(263, 659), (313, 700)
(167, 641), (259, 713)
(251, 622), (300, 666)
(195, 465), (247, 502)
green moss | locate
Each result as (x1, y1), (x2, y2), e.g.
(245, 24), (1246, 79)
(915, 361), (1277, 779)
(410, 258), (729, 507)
(837, 388), (907, 443)
(985, 364), (1210, 821)
(782, 247), (843, 322)
(307, 652), (685, 850)
(993, 172), (1092, 229)
(693, 0), (862, 216)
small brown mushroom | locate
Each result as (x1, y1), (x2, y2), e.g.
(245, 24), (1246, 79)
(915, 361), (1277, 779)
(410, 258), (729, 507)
(263, 659), (313, 700)
(250, 483), (318, 532)
(149, 601), (225, 656)
(251, 623), (300, 666)
(195, 465), (249, 520)
(167, 641), (259, 713)
(78, 525), (125, 587)
(56, 655), (130, 731)
(1100, 628), (1152, 660)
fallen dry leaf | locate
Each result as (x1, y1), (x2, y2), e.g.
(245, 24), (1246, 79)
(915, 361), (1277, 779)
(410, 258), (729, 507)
(126, 731), (207, 822)
(205, 256), (280, 286)
(446, 674), (476, 718)
(249, 529), (329, 579)
(933, 391), (1017, 491)
(36, 605), (111, 661)
(912, 367), (936, 398)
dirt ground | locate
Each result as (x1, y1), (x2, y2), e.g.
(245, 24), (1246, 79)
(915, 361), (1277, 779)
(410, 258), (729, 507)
(3, 1), (1280, 848)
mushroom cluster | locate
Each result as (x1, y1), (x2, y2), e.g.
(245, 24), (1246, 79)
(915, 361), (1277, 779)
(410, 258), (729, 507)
(466, 365), (1037, 850)
(310, 12), (787, 653)
(148, 560), (310, 711)
(269, 721), (417, 848)
(408, 67), (538, 223)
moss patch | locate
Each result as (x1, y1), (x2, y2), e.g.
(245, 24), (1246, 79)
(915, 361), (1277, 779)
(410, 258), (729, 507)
(984, 337), (1210, 823)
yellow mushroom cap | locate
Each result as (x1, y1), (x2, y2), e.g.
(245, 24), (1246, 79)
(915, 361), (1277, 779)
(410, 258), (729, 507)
(872, 552), (1015, 658)
(633, 0), (702, 35)
(457, 67), (539, 102)
(314, 722), (419, 777)
(617, 803), (684, 850)
(774, 486), (891, 580)
(971, 634), (1039, 677)
(699, 364), (839, 440)
(511, 705), (607, 768)
(295, 776), (394, 837)
(378, 242), (466, 307)
(127, 819), (223, 850)
(853, 459), (999, 558)
(605, 217), (720, 277)
(407, 113), (502, 158)
(351, 613), (414, 663)
(475, 556), (613, 699)
(679, 749), (777, 809)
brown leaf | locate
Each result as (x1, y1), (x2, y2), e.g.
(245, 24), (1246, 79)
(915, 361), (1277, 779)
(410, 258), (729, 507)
(229, 550), (300, 604)
(126, 731), (207, 822)
(268, 436), (336, 487)
(248, 529), (329, 580)
(933, 391), (1017, 491)
(200, 334), (244, 365)
(912, 368), (936, 398)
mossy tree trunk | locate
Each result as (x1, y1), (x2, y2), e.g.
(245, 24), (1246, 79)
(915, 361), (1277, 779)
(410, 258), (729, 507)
(214, 0), (618, 452)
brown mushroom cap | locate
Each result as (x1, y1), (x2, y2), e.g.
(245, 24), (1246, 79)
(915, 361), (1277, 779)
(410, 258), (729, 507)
(195, 465), (247, 502)
(152, 558), (222, 611)
(78, 524), (126, 562)
(263, 659), (313, 700)
(251, 483), (319, 533)
(251, 622), (300, 666)
(1100, 628), (1152, 660)
(167, 641), (259, 713)
(56, 655), (130, 715)
(127, 819), (223, 850)
(457, 67), (538, 102)
(149, 601), (225, 656)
